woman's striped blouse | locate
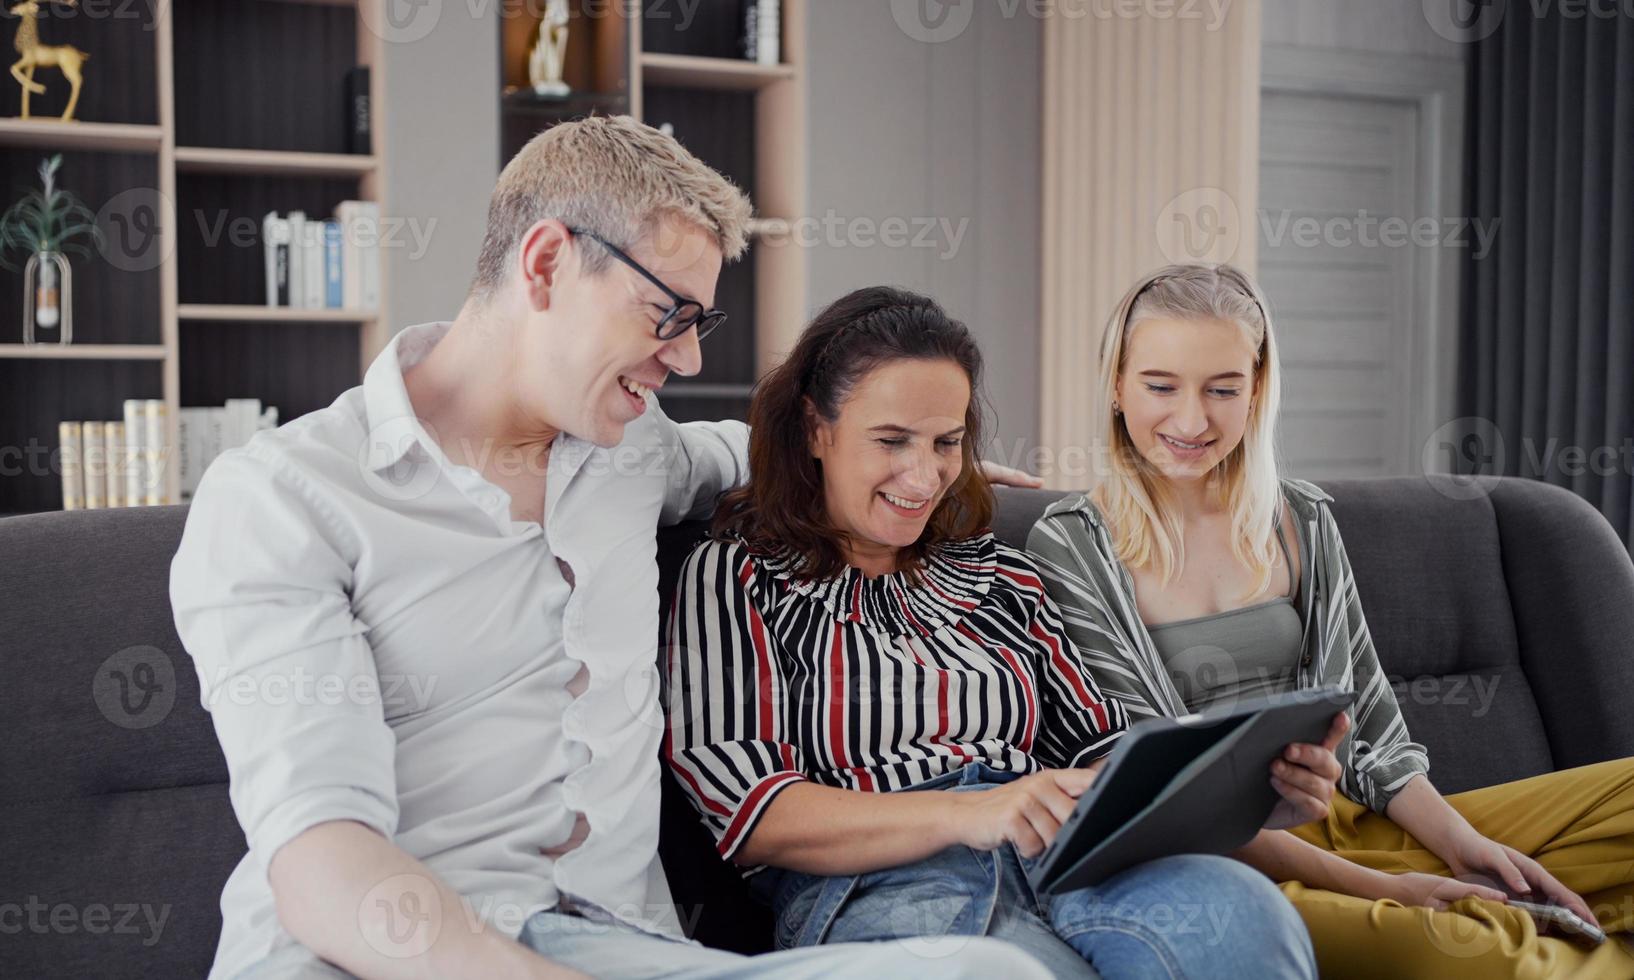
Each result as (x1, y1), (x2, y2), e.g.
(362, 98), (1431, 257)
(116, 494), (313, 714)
(663, 531), (1129, 869)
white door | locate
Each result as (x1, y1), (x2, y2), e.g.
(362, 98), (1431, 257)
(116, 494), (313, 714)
(1258, 90), (1420, 478)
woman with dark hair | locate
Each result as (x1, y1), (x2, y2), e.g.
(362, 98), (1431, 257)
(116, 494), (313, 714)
(663, 285), (1339, 977)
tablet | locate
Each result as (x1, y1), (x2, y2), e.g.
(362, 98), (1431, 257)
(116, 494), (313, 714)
(1029, 686), (1357, 895)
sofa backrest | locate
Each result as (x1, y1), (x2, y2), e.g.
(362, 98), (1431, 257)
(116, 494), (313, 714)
(4, 475), (1632, 975)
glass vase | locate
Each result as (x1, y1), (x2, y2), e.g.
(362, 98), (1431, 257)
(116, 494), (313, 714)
(23, 250), (73, 346)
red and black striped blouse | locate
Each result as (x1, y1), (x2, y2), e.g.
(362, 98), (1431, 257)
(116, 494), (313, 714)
(663, 532), (1129, 869)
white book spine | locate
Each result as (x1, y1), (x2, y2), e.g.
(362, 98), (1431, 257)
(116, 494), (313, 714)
(142, 399), (167, 506)
(177, 410), (197, 500)
(263, 212), (291, 307)
(123, 399), (145, 506)
(337, 201), (363, 310)
(359, 202), (380, 312)
(58, 421), (84, 511)
(756, 0), (780, 65)
(303, 222), (325, 310)
(82, 420), (107, 509)
(287, 211), (307, 308)
(105, 420), (126, 507)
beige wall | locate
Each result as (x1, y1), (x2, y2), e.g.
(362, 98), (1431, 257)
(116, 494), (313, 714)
(382, 9), (499, 329)
(805, 0), (1043, 458)
(1039, 0), (1264, 488)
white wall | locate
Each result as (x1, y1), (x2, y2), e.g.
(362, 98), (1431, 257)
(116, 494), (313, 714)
(382, 9), (500, 329)
(1262, 0), (1467, 59)
(804, 0), (1043, 458)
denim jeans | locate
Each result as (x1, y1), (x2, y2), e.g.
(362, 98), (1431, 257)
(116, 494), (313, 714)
(763, 763), (1318, 979)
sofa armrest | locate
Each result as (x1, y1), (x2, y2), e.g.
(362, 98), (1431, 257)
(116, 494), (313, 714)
(1488, 477), (1634, 769)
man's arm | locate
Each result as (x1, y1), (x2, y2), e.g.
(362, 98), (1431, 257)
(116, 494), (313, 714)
(170, 449), (573, 979)
(657, 409), (749, 525)
(270, 821), (582, 980)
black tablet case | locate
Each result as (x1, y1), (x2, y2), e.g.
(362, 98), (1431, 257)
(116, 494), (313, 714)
(1030, 687), (1358, 895)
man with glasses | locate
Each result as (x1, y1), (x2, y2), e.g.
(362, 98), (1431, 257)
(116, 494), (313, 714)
(170, 116), (1047, 979)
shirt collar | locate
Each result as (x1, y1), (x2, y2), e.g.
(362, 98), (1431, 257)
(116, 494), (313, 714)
(362, 321), (454, 472)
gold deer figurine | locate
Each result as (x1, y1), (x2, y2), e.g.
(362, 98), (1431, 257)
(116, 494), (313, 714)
(10, 0), (88, 121)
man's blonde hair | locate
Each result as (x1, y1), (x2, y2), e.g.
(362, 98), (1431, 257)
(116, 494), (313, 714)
(470, 115), (752, 299)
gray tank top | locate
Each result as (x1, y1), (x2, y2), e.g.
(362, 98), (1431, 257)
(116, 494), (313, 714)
(1144, 513), (1304, 713)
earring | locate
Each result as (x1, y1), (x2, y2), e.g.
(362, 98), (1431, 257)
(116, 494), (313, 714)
(1112, 402), (1121, 415)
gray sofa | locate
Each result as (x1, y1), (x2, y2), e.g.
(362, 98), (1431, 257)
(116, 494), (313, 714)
(4, 476), (1633, 978)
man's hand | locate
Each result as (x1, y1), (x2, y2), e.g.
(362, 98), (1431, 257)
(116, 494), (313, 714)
(979, 460), (1045, 488)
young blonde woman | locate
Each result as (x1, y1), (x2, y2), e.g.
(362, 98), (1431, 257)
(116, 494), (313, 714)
(1026, 263), (1634, 979)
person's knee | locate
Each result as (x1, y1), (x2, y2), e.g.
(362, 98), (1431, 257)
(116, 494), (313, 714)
(1163, 855), (1314, 974)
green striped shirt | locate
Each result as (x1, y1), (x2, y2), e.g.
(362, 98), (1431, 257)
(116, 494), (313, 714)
(1026, 477), (1430, 813)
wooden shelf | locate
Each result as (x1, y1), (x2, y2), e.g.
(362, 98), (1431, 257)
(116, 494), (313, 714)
(0, 343), (168, 360)
(0, 118), (163, 152)
(639, 53), (796, 91)
(174, 147), (378, 177)
(178, 305), (377, 323)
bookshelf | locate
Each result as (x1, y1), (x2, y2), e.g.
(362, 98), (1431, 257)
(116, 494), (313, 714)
(499, 0), (807, 425)
(0, 0), (387, 513)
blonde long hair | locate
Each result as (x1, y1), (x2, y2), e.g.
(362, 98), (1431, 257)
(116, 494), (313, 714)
(1090, 264), (1287, 600)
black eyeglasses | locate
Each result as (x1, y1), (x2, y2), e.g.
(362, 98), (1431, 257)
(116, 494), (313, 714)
(568, 227), (728, 341)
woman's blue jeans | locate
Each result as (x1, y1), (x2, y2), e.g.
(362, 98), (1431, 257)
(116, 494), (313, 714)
(764, 763), (1316, 979)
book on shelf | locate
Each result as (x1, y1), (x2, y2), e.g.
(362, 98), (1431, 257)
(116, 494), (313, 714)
(263, 212), (292, 307)
(105, 421), (126, 508)
(58, 422), (84, 511)
(744, 0), (781, 64)
(346, 66), (372, 155)
(54, 400), (280, 511)
(177, 399), (279, 501)
(263, 203), (379, 312)
(288, 211), (307, 308)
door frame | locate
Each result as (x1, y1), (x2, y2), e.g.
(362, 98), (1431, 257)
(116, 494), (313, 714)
(1260, 43), (1466, 474)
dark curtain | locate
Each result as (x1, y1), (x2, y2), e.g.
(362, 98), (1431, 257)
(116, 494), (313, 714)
(1458, 2), (1634, 550)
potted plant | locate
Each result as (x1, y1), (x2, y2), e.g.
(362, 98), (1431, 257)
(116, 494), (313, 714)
(1, 154), (102, 345)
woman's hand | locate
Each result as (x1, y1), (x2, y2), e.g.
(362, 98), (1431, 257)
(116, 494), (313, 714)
(1448, 833), (1596, 923)
(978, 459), (1045, 488)
(1385, 871), (1510, 911)
(1263, 711), (1351, 830)
(953, 768), (1100, 858)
